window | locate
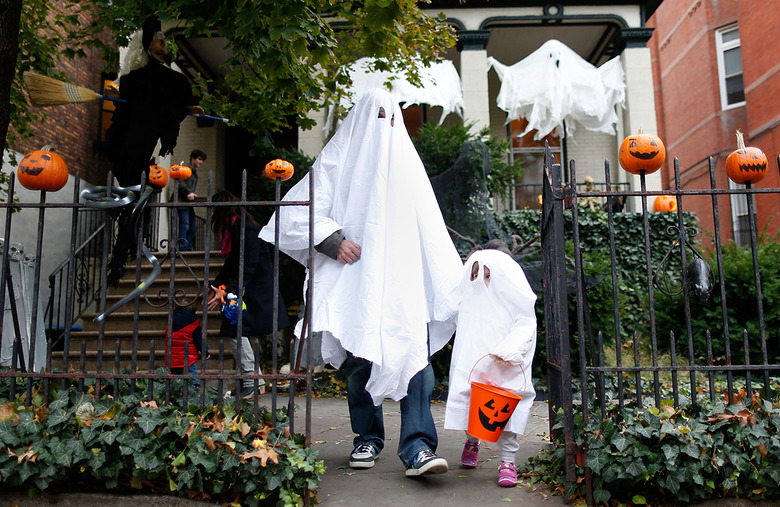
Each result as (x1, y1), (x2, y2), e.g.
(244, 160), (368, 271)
(715, 25), (745, 109)
(503, 118), (562, 211)
(729, 180), (751, 247)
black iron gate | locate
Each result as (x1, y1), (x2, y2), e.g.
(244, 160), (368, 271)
(0, 169), (316, 503)
(541, 143), (780, 502)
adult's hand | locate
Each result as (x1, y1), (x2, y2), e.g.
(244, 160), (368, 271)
(187, 105), (205, 116)
(337, 240), (361, 264)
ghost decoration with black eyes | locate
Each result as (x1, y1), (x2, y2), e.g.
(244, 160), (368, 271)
(444, 249), (538, 437)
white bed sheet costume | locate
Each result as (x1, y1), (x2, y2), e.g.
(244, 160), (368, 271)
(259, 88), (463, 405)
(444, 249), (538, 436)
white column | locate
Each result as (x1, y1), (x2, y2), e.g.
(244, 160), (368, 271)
(458, 31), (491, 134)
(621, 45), (663, 210)
(297, 106), (329, 159)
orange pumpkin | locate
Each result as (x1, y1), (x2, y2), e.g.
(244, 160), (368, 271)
(148, 163), (168, 189)
(17, 145), (69, 192)
(619, 128), (666, 175)
(169, 161), (192, 180)
(264, 159), (294, 181)
(726, 130), (767, 185)
(653, 194), (677, 212)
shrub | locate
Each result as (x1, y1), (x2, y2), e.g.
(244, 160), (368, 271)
(653, 231), (780, 363)
(0, 375), (323, 506)
(525, 392), (780, 505)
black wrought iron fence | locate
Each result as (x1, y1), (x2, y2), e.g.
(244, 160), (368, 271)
(2, 171), (314, 436)
(541, 143), (780, 496)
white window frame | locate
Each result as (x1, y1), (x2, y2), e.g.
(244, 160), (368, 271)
(729, 179), (751, 247)
(715, 24), (745, 110)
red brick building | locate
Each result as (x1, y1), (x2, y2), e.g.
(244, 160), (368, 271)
(648, 0), (780, 246)
(11, 10), (113, 186)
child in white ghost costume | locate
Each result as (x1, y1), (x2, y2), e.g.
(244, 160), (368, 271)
(444, 249), (537, 487)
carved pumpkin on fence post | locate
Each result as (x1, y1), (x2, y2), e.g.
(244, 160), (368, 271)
(169, 161), (192, 180)
(17, 145), (69, 192)
(264, 159), (294, 181)
(148, 162), (168, 189)
(726, 130), (767, 185)
(619, 128), (666, 175)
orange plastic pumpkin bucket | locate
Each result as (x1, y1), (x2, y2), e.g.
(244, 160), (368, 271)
(467, 382), (522, 442)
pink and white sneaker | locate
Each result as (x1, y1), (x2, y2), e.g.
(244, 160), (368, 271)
(460, 440), (480, 468)
(497, 461), (517, 487)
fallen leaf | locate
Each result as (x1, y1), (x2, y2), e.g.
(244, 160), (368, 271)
(458, 475), (467, 478)
(314, 440), (327, 444)
(204, 437), (216, 452)
(241, 421), (251, 438)
(140, 400), (158, 409)
(240, 447), (279, 466)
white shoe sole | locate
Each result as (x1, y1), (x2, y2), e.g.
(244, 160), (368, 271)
(405, 457), (448, 477)
(349, 460), (375, 469)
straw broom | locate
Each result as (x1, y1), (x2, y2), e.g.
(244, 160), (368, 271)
(23, 71), (232, 123)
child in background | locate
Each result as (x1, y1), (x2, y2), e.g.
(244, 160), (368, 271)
(165, 301), (209, 386)
(444, 249), (538, 487)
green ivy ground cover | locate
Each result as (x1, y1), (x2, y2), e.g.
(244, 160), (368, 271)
(0, 375), (323, 507)
(525, 391), (780, 505)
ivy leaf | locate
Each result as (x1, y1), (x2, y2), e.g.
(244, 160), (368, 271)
(682, 443), (700, 459)
(611, 433), (630, 452)
(99, 428), (121, 446)
(135, 451), (163, 471)
(189, 450), (218, 473)
(135, 413), (159, 435)
(585, 452), (609, 474)
(46, 410), (68, 428)
(632, 494), (647, 504)
(624, 460), (645, 478)
(0, 422), (20, 446)
(171, 451), (186, 467)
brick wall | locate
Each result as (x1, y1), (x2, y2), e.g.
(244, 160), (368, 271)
(12, 9), (113, 186)
(648, 0), (780, 242)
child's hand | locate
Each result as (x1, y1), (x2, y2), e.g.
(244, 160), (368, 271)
(207, 285), (222, 310)
(490, 354), (514, 367)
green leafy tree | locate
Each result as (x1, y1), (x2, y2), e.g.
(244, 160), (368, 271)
(2, 0), (456, 160)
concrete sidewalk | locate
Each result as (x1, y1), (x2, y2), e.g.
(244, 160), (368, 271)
(298, 396), (563, 506)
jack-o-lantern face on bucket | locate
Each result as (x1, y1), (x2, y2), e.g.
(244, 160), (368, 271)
(478, 397), (513, 432)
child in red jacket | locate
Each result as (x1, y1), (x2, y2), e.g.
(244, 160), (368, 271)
(165, 302), (209, 386)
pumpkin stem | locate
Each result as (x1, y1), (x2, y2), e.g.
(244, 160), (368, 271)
(735, 130), (745, 150)
(637, 125), (644, 135)
(40, 145), (53, 151)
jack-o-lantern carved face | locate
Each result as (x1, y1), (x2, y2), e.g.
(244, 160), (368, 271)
(726, 131), (767, 185)
(619, 129), (666, 175)
(477, 397), (513, 432)
(148, 163), (168, 189)
(264, 159), (295, 181)
(18, 146), (69, 192)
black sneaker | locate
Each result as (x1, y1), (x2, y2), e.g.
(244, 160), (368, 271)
(405, 449), (448, 477)
(349, 444), (377, 469)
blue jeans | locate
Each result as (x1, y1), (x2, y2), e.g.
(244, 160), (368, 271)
(171, 363), (200, 386)
(346, 350), (438, 467)
(177, 209), (196, 251)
